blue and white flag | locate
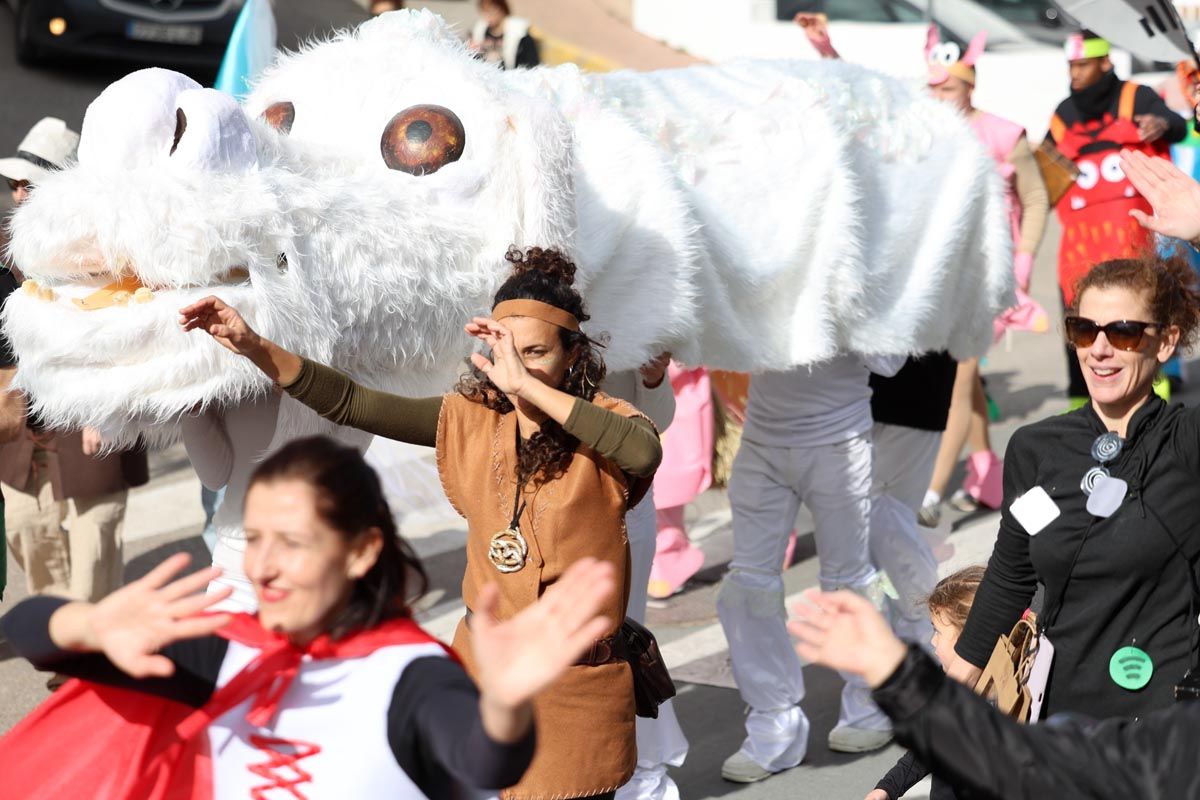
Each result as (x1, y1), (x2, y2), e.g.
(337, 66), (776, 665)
(214, 0), (277, 101)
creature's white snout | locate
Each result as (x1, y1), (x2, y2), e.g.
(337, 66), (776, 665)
(79, 68), (257, 176)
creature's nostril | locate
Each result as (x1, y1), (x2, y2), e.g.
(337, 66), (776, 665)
(261, 102), (296, 135)
(170, 108), (187, 156)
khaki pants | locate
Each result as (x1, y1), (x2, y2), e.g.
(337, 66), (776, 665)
(3, 450), (128, 601)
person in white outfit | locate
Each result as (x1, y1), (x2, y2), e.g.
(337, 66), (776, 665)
(182, 392), (371, 611)
(867, 353), (957, 649)
(718, 353), (904, 784)
(604, 355), (689, 800)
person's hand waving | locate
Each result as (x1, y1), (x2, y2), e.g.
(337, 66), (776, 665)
(1121, 149), (1200, 242)
(639, 352), (672, 389)
(787, 588), (908, 689)
(53, 553), (231, 678)
(178, 296), (263, 356)
(467, 317), (532, 397)
(469, 558), (615, 740)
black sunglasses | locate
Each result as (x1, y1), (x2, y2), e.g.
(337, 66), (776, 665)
(1064, 316), (1161, 351)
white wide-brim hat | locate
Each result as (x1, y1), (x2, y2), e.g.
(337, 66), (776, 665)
(0, 117), (80, 184)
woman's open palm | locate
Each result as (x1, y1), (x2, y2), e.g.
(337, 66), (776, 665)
(467, 317), (531, 396)
(88, 553), (232, 678)
(787, 588), (906, 687)
(1121, 149), (1200, 242)
(178, 296), (261, 356)
(470, 558), (615, 709)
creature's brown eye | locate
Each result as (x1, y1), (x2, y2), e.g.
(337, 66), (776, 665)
(261, 101), (295, 135)
(381, 105), (465, 176)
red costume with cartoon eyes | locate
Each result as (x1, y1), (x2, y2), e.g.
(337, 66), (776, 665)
(1054, 112), (1164, 306)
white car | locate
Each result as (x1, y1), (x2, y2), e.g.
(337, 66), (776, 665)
(633, 0), (1133, 140)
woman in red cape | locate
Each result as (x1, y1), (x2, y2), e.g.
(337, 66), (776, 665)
(0, 436), (618, 799)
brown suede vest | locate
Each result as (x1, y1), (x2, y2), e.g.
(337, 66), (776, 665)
(437, 392), (647, 799)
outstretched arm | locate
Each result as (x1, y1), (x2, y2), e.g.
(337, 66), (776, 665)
(2, 554), (232, 705)
(789, 590), (1171, 800)
(178, 295), (303, 384)
(179, 296), (443, 445)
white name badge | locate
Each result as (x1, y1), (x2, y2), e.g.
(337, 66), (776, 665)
(1010, 486), (1061, 536)
(1086, 476), (1128, 518)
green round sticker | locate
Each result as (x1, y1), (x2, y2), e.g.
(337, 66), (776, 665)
(1109, 646), (1154, 691)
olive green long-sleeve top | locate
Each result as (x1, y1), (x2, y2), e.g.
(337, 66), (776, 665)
(282, 358), (662, 477)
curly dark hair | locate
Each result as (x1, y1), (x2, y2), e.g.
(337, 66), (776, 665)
(455, 246), (608, 485)
(1071, 250), (1200, 352)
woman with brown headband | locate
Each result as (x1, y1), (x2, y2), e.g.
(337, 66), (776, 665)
(178, 246), (661, 800)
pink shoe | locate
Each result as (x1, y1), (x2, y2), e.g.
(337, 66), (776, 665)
(962, 451), (1003, 510)
(648, 528), (705, 599)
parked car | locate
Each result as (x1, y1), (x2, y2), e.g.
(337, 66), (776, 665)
(8, 0), (243, 69)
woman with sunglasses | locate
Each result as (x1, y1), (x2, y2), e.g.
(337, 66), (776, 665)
(944, 252), (1200, 723)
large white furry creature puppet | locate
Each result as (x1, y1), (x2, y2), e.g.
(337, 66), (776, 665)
(3, 10), (1012, 454)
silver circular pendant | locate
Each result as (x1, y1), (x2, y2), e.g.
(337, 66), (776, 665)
(488, 526), (528, 573)
(1091, 432), (1123, 464)
(1081, 465), (1110, 496)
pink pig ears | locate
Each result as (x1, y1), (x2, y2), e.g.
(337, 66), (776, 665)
(962, 30), (988, 66)
(925, 24), (940, 59)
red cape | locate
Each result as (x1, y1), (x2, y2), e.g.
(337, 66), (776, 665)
(0, 614), (452, 800)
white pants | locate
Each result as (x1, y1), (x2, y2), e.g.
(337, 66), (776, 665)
(618, 489), (687, 800)
(717, 435), (887, 772)
(869, 423), (941, 647)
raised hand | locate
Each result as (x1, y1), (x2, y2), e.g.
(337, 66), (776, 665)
(1121, 149), (1200, 242)
(81, 427), (103, 457)
(1133, 114), (1168, 143)
(794, 12), (839, 59)
(178, 296), (262, 356)
(466, 317), (531, 397)
(787, 588), (907, 689)
(639, 351), (672, 389)
(470, 558), (615, 714)
(57, 553), (232, 678)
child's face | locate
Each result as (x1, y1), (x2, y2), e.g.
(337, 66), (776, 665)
(930, 612), (962, 670)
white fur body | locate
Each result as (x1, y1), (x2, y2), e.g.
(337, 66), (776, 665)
(2, 10), (1011, 447)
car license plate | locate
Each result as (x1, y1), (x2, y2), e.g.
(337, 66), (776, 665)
(126, 21), (203, 45)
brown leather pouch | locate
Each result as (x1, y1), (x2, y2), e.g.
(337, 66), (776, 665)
(1034, 139), (1080, 206)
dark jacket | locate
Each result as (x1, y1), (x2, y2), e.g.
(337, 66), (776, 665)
(870, 352), (957, 432)
(957, 398), (1200, 721)
(875, 748), (957, 800)
(875, 645), (1200, 800)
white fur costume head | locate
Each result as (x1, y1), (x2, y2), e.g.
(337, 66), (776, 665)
(3, 10), (1012, 446)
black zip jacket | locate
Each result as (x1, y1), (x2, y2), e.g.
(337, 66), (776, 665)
(875, 645), (1200, 799)
(957, 398), (1200, 721)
